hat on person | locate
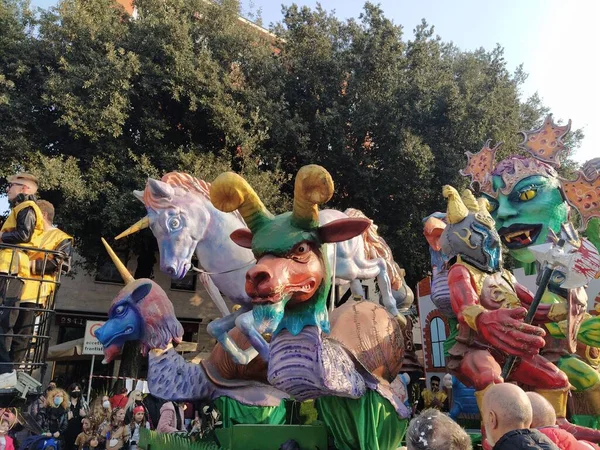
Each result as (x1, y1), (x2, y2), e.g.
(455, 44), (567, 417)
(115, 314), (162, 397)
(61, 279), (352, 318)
(7, 173), (38, 193)
(133, 406), (145, 414)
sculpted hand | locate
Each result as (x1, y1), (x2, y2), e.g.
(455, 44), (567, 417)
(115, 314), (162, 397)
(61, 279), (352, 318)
(476, 307), (546, 357)
(53, 432), (60, 438)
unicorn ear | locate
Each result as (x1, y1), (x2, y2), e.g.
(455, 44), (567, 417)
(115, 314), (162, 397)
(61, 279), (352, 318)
(133, 190), (144, 203)
(148, 179), (174, 199)
(131, 283), (152, 303)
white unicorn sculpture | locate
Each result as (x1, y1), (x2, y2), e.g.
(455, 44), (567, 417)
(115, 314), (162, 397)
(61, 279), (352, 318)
(116, 172), (413, 364)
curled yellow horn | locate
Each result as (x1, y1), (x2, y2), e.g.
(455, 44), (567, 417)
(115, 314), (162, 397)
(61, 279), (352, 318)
(442, 185), (469, 224)
(101, 238), (134, 284)
(292, 165), (334, 228)
(115, 216), (149, 240)
(210, 172), (273, 233)
(461, 189), (479, 213)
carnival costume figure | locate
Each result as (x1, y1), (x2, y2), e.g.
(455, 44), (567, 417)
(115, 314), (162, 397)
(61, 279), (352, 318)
(440, 186), (572, 419)
(461, 116), (600, 436)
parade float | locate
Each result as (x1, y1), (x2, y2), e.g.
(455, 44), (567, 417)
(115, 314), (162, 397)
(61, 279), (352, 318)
(96, 165), (410, 450)
(417, 116), (600, 444)
(113, 171), (413, 368)
(461, 116), (600, 430)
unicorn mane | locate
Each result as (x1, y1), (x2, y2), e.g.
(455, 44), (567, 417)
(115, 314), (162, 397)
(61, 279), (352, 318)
(344, 208), (405, 291)
(142, 172), (244, 222)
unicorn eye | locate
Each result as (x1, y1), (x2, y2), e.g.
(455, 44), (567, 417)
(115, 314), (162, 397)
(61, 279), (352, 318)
(168, 216), (182, 231)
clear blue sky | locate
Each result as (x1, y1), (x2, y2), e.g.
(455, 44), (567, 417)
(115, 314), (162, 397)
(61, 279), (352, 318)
(10, 0), (597, 214)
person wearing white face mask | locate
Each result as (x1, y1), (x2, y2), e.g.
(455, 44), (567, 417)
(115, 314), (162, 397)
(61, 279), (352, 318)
(36, 388), (69, 446)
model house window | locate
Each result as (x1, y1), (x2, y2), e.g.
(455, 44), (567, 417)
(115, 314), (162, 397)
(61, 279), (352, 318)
(430, 317), (446, 368)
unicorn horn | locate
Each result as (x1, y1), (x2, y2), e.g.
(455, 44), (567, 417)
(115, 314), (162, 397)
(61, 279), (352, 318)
(210, 172), (273, 233)
(101, 238), (134, 284)
(115, 216), (150, 240)
(292, 165), (334, 229)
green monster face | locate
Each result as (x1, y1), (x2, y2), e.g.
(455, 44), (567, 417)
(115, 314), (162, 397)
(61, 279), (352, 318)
(485, 174), (569, 264)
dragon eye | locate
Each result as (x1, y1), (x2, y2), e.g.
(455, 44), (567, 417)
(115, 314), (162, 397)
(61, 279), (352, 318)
(115, 305), (126, 315)
(519, 189), (537, 201)
(168, 216), (182, 230)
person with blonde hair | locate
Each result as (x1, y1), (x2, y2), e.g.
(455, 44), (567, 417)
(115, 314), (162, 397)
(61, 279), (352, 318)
(36, 387), (69, 444)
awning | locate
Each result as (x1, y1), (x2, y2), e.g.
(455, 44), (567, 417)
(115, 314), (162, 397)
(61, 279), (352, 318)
(47, 338), (84, 361)
(47, 339), (204, 361)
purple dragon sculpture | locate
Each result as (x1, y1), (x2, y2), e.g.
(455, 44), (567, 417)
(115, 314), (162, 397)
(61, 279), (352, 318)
(94, 239), (288, 410)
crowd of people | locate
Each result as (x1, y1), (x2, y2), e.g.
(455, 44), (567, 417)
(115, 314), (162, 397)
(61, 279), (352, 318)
(10, 380), (216, 449)
(403, 383), (600, 450)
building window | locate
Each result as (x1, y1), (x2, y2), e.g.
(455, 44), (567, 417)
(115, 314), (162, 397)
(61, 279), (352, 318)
(430, 317), (446, 368)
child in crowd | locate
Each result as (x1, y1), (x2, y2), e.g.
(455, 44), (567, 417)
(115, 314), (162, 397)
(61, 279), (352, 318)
(128, 406), (150, 450)
(99, 407), (129, 450)
(74, 417), (96, 450)
(0, 410), (16, 450)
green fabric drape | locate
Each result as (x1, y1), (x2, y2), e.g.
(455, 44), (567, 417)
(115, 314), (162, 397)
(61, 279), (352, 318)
(444, 317), (459, 357)
(315, 390), (407, 450)
(213, 397), (288, 428)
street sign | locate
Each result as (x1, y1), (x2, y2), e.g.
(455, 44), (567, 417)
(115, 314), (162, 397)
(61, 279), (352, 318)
(83, 320), (106, 355)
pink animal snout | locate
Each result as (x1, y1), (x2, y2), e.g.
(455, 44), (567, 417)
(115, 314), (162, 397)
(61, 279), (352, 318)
(246, 264), (275, 297)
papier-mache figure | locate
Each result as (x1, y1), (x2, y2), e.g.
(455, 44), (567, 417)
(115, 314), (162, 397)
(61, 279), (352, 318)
(440, 186), (572, 424)
(461, 116), (600, 436)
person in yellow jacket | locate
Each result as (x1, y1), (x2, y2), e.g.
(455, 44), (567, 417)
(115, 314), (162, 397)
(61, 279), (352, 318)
(417, 376), (449, 413)
(15, 200), (72, 363)
(0, 173), (44, 376)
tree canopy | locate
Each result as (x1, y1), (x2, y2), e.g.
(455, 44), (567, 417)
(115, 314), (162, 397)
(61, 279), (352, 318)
(0, 0), (581, 285)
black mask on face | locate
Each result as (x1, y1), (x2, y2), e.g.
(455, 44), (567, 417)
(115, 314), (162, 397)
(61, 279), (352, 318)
(71, 391), (81, 398)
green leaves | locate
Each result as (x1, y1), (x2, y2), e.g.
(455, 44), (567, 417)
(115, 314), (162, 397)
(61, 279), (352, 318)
(0, 0), (583, 285)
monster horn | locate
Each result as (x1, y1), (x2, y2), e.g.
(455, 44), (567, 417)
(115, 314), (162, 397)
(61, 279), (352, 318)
(477, 197), (494, 219)
(442, 185), (469, 224)
(292, 165), (334, 229)
(461, 189), (479, 213)
(101, 238), (134, 284)
(115, 216), (150, 240)
(210, 172), (273, 233)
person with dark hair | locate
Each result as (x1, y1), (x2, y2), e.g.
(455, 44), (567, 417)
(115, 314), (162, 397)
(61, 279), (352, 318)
(406, 408), (471, 450)
(16, 200), (72, 363)
(0, 173), (44, 379)
(109, 388), (128, 410)
(64, 383), (89, 450)
(481, 384), (558, 450)
(417, 376), (448, 412)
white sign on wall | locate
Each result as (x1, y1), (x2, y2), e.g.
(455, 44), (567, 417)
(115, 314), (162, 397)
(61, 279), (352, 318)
(83, 320), (106, 355)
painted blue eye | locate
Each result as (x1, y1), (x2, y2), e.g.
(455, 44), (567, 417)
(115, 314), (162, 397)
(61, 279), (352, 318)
(168, 216), (182, 231)
(115, 305), (126, 315)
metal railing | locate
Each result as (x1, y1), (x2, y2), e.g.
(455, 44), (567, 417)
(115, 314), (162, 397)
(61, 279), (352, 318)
(0, 242), (69, 383)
